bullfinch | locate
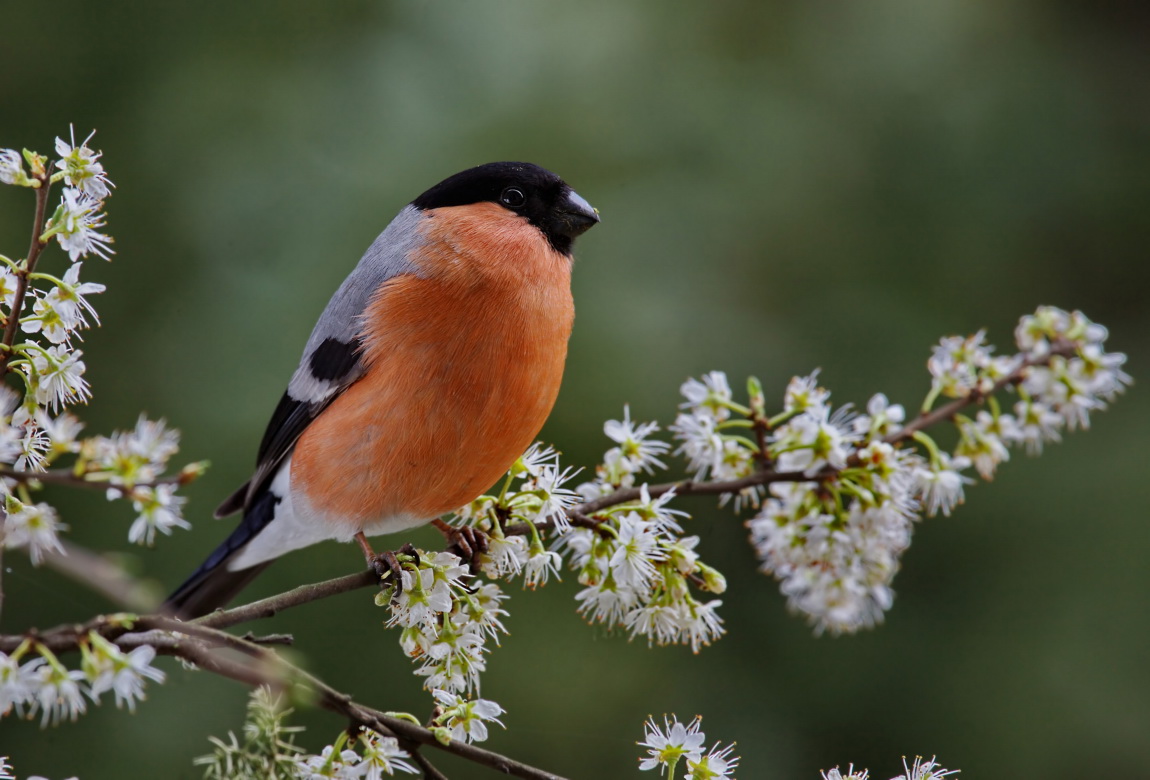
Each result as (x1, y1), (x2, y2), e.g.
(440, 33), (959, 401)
(164, 162), (598, 618)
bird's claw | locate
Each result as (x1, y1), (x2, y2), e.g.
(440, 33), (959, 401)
(370, 543), (421, 596)
(433, 520), (489, 563)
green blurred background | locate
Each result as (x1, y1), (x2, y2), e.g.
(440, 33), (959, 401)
(2, 1), (1148, 777)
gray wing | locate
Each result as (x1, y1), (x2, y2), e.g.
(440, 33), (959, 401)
(214, 205), (426, 518)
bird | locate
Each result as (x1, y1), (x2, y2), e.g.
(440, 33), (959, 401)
(163, 162), (598, 618)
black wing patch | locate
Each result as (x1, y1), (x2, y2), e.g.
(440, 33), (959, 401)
(309, 336), (363, 382)
(214, 336), (365, 518)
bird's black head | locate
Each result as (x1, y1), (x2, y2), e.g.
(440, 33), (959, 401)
(411, 162), (599, 256)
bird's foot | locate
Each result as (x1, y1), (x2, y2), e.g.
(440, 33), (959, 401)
(431, 519), (489, 563)
(356, 532), (420, 596)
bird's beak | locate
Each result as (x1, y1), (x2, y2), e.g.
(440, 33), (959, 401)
(556, 189), (600, 238)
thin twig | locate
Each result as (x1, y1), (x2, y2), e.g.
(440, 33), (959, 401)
(111, 624), (570, 779)
(0, 172), (53, 625)
(191, 570), (379, 630)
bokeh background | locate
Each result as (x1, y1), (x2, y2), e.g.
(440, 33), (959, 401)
(3, 1), (1148, 777)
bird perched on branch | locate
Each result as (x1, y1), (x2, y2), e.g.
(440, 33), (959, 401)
(164, 162), (598, 618)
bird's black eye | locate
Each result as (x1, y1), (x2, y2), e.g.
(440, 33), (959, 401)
(500, 186), (526, 208)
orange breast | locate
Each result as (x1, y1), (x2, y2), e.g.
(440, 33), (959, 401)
(291, 202), (574, 528)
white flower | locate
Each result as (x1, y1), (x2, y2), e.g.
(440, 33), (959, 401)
(576, 578), (639, 626)
(3, 501), (66, 565)
(22, 290), (71, 344)
(0, 149), (26, 186)
(678, 598), (726, 653)
(784, 370), (830, 416)
(522, 546), (562, 588)
(686, 741), (739, 779)
(609, 512), (664, 592)
(625, 603), (683, 647)
(1, 651), (43, 716)
(355, 729), (419, 778)
(15, 417), (50, 472)
(0, 267), (19, 311)
(854, 393), (906, 440)
(680, 371), (733, 422)
(294, 745), (363, 779)
(27, 263), (106, 344)
(912, 454), (973, 517)
(388, 566), (456, 630)
(478, 533), (528, 579)
(891, 755), (959, 780)
(32, 662), (88, 726)
(431, 690), (505, 744)
(517, 458), (579, 532)
(637, 715), (706, 773)
(27, 344), (90, 410)
(128, 415), (180, 463)
(128, 484), (190, 546)
(55, 129), (113, 201)
(517, 442), (558, 477)
(52, 187), (113, 261)
(955, 411), (1011, 480)
(1012, 399), (1063, 455)
(928, 331), (993, 398)
(604, 405), (670, 475)
(773, 410), (855, 477)
(37, 410), (84, 456)
(822, 765), (869, 780)
(670, 411), (722, 480)
(88, 644), (165, 711)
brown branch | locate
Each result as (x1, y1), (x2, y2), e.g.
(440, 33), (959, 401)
(191, 570), (379, 630)
(0, 172), (52, 374)
(0, 172), (53, 625)
(110, 624), (569, 779)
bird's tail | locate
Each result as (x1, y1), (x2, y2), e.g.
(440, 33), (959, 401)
(162, 554), (272, 619)
(162, 489), (278, 618)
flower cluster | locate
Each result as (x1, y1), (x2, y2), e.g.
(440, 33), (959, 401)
(716, 306), (1128, 634)
(374, 549), (508, 742)
(294, 728), (418, 779)
(745, 379), (924, 634)
(451, 443), (581, 585)
(561, 483), (727, 652)
(1, 629), (164, 727)
(822, 756), (958, 780)
(637, 714), (739, 779)
(577, 405), (671, 499)
(1, 128), (204, 564)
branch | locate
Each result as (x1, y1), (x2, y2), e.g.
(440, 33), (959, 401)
(33, 620), (571, 780)
(508, 341), (1080, 537)
(0, 172), (52, 375)
(192, 570), (379, 630)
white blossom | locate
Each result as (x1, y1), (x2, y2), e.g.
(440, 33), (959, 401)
(54, 129), (113, 201)
(128, 484), (190, 546)
(3, 501), (66, 565)
(0, 149), (26, 186)
(26, 345), (90, 410)
(638, 715), (706, 773)
(431, 690), (504, 744)
(912, 453), (973, 517)
(52, 188), (113, 261)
